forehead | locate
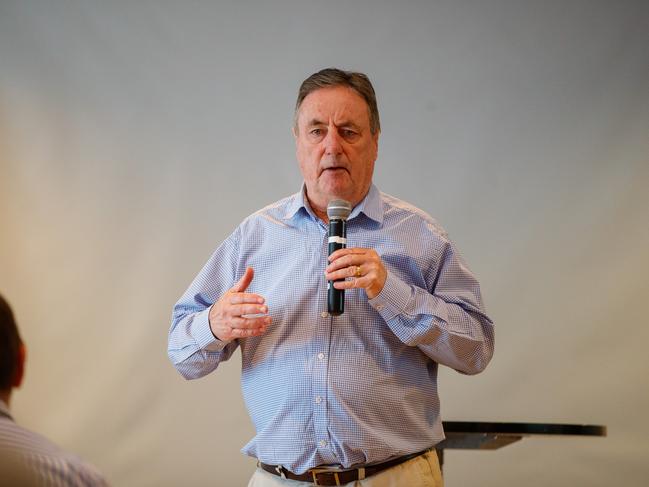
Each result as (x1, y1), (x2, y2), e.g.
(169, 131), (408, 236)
(297, 86), (370, 126)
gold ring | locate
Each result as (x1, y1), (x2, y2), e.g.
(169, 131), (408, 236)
(355, 266), (362, 278)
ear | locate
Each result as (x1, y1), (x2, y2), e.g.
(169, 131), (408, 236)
(292, 125), (298, 140)
(12, 344), (26, 389)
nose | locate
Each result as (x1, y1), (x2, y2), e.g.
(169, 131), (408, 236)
(323, 127), (342, 155)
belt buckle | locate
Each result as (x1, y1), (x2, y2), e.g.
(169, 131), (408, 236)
(274, 465), (287, 480)
(309, 467), (343, 486)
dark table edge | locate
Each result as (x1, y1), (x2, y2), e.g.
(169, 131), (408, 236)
(441, 421), (607, 437)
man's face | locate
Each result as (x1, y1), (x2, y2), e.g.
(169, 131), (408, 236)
(294, 85), (379, 213)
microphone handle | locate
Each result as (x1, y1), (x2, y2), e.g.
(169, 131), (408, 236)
(327, 218), (347, 316)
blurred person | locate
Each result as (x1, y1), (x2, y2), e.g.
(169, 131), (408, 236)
(0, 293), (109, 487)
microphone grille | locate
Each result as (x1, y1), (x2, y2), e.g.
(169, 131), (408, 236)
(327, 199), (352, 220)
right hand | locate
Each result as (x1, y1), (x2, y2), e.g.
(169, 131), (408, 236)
(208, 267), (271, 342)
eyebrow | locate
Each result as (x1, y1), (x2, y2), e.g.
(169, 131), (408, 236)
(306, 118), (325, 127)
(305, 118), (361, 130)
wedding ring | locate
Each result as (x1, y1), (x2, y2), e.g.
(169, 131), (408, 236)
(355, 266), (362, 278)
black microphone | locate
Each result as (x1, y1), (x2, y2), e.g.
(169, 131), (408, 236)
(327, 199), (352, 316)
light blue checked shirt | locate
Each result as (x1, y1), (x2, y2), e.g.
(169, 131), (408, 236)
(168, 184), (494, 474)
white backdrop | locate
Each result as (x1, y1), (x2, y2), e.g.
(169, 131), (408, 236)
(1, 1), (648, 486)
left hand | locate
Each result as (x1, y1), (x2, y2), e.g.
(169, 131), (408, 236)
(325, 247), (387, 299)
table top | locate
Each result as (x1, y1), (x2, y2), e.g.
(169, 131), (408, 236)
(437, 421), (606, 450)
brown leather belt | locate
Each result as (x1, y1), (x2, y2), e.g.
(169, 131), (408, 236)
(259, 448), (431, 486)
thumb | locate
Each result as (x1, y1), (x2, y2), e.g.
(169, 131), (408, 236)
(231, 267), (254, 293)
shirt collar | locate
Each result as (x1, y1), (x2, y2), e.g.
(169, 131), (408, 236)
(282, 183), (384, 225)
(282, 184), (313, 222)
(349, 184), (384, 225)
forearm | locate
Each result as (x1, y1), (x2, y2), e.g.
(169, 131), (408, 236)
(369, 271), (494, 375)
(168, 304), (238, 380)
(168, 228), (243, 379)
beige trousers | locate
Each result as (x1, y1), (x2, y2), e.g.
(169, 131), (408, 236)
(247, 450), (444, 487)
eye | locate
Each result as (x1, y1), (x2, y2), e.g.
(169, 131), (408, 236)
(309, 128), (324, 137)
(340, 129), (359, 139)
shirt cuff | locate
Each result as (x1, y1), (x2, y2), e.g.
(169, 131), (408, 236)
(368, 271), (412, 320)
(192, 307), (230, 352)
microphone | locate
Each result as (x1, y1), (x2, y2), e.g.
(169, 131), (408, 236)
(327, 199), (352, 316)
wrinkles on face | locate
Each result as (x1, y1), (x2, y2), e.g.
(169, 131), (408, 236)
(294, 86), (378, 216)
(319, 142), (350, 174)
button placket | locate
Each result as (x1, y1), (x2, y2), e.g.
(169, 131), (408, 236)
(311, 226), (332, 456)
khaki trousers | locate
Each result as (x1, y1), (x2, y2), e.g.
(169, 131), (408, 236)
(247, 450), (443, 487)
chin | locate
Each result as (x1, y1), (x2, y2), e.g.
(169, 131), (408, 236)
(323, 187), (352, 201)
(320, 178), (350, 193)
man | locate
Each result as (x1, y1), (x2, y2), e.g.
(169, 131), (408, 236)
(0, 293), (109, 487)
(168, 68), (494, 486)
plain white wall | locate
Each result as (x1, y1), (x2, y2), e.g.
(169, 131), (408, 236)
(1, 1), (648, 485)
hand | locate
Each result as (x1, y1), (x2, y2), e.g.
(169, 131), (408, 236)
(208, 267), (271, 342)
(325, 248), (387, 299)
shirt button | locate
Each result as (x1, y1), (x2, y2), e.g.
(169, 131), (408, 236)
(321, 311), (328, 318)
(376, 304), (385, 311)
(317, 352), (325, 360)
(315, 396), (322, 404)
(319, 440), (327, 448)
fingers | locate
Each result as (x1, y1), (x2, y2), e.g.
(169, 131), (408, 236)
(326, 248), (374, 270)
(332, 276), (371, 290)
(228, 303), (268, 317)
(230, 315), (272, 329)
(325, 264), (363, 282)
(328, 248), (366, 263)
(210, 310), (272, 342)
(228, 293), (265, 305)
(326, 256), (362, 276)
(325, 247), (387, 299)
(325, 248), (373, 277)
(230, 267), (254, 293)
(210, 267), (272, 341)
(228, 324), (268, 338)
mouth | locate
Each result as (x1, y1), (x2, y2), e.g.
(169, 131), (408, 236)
(322, 167), (349, 174)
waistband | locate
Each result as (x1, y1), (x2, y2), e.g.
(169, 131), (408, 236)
(259, 448), (433, 486)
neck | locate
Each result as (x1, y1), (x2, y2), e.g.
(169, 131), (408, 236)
(303, 193), (330, 224)
(313, 207), (329, 224)
(305, 187), (371, 225)
(0, 390), (10, 407)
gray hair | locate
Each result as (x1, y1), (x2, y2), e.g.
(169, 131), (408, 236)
(294, 68), (381, 135)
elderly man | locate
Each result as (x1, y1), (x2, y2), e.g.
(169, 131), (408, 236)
(0, 293), (109, 486)
(168, 68), (494, 486)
